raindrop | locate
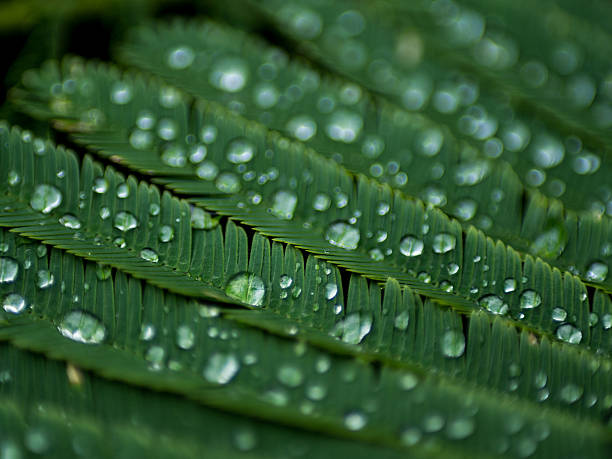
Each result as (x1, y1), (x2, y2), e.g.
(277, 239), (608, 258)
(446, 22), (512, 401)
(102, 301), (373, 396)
(326, 110), (363, 143)
(203, 353), (240, 384)
(196, 161), (219, 181)
(324, 283), (338, 300)
(167, 45), (195, 69)
(36, 269), (54, 289)
(399, 235), (424, 257)
(306, 383), (327, 401)
(225, 272), (266, 307)
(157, 119), (177, 141)
(401, 427), (422, 446)
(59, 214), (81, 230)
(114, 211), (138, 232)
(283, 6), (322, 39)
(519, 290), (542, 309)
(504, 278), (517, 293)
(176, 325), (195, 350)
(209, 57), (249, 93)
(271, 190), (298, 220)
(453, 199), (477, 221)
(556, 324), (582, 344)
(2, 293), (26, 314)
(585, 262), (608, 282)
(140, 249), (159, 263)
(30, 184), (62, 214)
(560, 383), (583, 404)
(313, 193), (331, 211)
(0, 258), (18, 283)
(110, 82), (132, 105)
(344, 412), (367, 431)
(332, 313), (372, 344)
(279, 275), (293, 289)
(287, 115), (317, 141)
(57, 310), (106, 344)
(116, 183), (130, 198)
(8, 170), (20, 186)
(446, 417), (475, 440)
(441, 330), (465, 358)
(226, 138), (255, 164)
(531, 225), (567, 259)
(92, 177), (108, 194)
(158, 225), (174, 242)
(552, 307), (567, 322)
(394, 311), (410, 331)
(325, 222), (360, 250)
(479, 295), (508, 315)
(432, 233), (456, 254)
(161, 144), (186, 167)
(215, 172), (241, 193)
(277, 365), (304, 388)
(140, 323), (156, 341)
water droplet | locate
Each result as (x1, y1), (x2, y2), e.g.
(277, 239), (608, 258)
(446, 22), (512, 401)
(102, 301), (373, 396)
(0, 258), (18, 283)
(139, 323), (156, 341)
(432, 233), (456, 254)
(423, 414), (445, 432)
(332, 313), (372, 344)
(602, 314), (612, 330)
(324, 221), (359, 250)
(8, 170), (20, 186)
(401, 427), (422, 446)
(161, 144), (186, 167)
(399, 235), (424, 257)
(585, 262), (608, 282)
(417, 128), (443, 156)
(479, 295), (508, 315)
(167, 45), (195, 69)
(552, 307), (567, 322)
(36, 269), (54, 289)
(30, 184), (62, 214)
(369, 248), (384, 261)
(504, 278), (517, 293)
(116, 183), (130, 198)
(441, 330), (465, 358)
(532, 135), (565, 169)
(203, 352), (240, 384)
(157, 119), (177, 141)
(232, 427), (257, 452)
(176, 325), (195, 350)
(324, 283), (338, 300)
(225, 272), (266, 307)
(215, 172), (241, 193)
(446, 417), (475, 440)
(453, 199), (477, 221)
(279, 274), (293, 289)
(531, 225), (567, 259)
(560, 383), (583, 404)
(110, 82), (132, 105)
(287, 115), (317, 141)
(2, 293), (25, 314)
(283, 5), (322, 39)
(313, 193), (331, 211)
(57, 310), (106, 344)
(226, 138), (255, 164)
(556, 324), (582, 344)
(277, 365), (304, 388)
(519, 290), (542, 309)
(195, 161), (219, 181)
(210, 57), (248, 93)
(92, 177), (108, 194)
(394, 311), (410, 331)
(140, 248), (159, 263)
(454, 160), (490, 186)
(114, 211), (138, 232)
(59, 214), (81, 229)
(326, 110), (363, 143)
(158, 225), (174, 242)
(306, 383), (327, 401)
(344, 412), (367, 431)
(271, 190), (297, 220)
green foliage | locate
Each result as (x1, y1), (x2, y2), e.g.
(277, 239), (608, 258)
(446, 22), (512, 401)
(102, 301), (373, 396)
(1, 1), (612, 457)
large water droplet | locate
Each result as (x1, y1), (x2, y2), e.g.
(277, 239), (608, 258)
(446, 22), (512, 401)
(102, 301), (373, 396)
(167, 45), (195, 69)
(326, 110), (363, 143)
(271, 190), (298, 220)
(325, 221), (360, 250)
(552, 307), (567, 322)
(226, 138), (255, 164)
(479, 294), (508, 315)
(394, 311), (410, 331)
(2, 293), (25, 314)
(140, 248), (159, 263)
(59, 214), (81, 229)
(30, 184), (62, 214)
(432, 233), (456, 254)
(504, 278), (517, 293)
(176, 325), (195, 350)
(324, 283), (338, 300)
(203, 353), (240, 384)
(332, 313), (372, 344)
(313, 193), (331, 211)
(209, 58), (248, 93)
(399, 235), (424, 257)
(531, 225), (567, 259)
(519, 290), (542, 309)
(0, 258), (18, 283)
(556, 324), (582, 344)
(36, 269), (54, 289)
(114, 211), (138, 232)
(92, 177), (108, 194)
(57, 310), (106, 344)
(225, 272), (266, 307)
(344, 411), (367, 431)
(158, 225), (175, 242)
(215, 172), (241, 193)
(585, 262), (608, 282)
(110, 82), (132, 105)
(191, 207), (219, 229)
(560, 383), (583, 404)
(196, 161), (219, 181)
(441, 330), (465, 358)
(287, 115), (317, 141)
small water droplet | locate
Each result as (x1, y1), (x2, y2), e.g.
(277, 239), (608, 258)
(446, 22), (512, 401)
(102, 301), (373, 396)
(140, 248), (159, 263)
(504, 278), (517, 293)
(158, 225), (174, 242)
(552, 307), (567, 322)
(287, 115), (317, 141)
(215, 172), (241, 193)
(30, 184), (62, 214)
(36, 269), (54, 289)
(531, 225), (567, 259)
(394, 311), (410, 331)
(432, 233), (456, 254)
(519, 290), (542, 309)
(225, 272), (266, 307)
(2, 293), (26, 314)
(556, 324), (582, 344)
(116, 183), (130, 199)
(344, 411), (367, 431)
(57, 310), (106, 344)
(0, 258), (19, 283)
(226, 138), (255, 164)
(399, 235), (424, 257)
(441, 330), (465, 358)
(324, 283), (338, 300)
(585, 262), (608, 282)
(203, 353), (240, 384)
(271, 190), (297, 220)
(560, 383), (583, 404)
(277, 365), (304, 388)
(110, 82), (132, 105)
(139, 323), (156, 341)
(326, 110), (363, 143)
(446, 417), (475, 440)
(210, 57), (248, 93)
(232, 427), (257, 452)
(99, 207), (110, 220)
(176, 325), (195, 350)
(325, 221), (360, 250)
(92, 177), (108, 194)
(313, 193), (331, 211)
(114, 211), (138, 232)
(59, 214), (81, 229)
(8, 170), (20, 186)
(167, 45), (195, 69)
(279, 274), (293, 289)
(479, 294), (508, 315)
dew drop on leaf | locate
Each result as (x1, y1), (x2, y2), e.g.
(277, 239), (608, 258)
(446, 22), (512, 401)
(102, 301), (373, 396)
(176, 325), (195, 350)
(399, 235), (424, 257)
(344, 411), (367, 431)
(279, 274), (293, 289)
(2, 293), (26, 314)
(585, 262), (608, 282)
(325, 221), (360, 250)
(313, 193), (331, 211)
(326, 110), (363, 143)
(203, 353), (240, 384)
(0, 258), (19, 283)
(140, 249), (159, 263)
(57, 310), (106, 344)
(441, 330), (465, 358)
(36, 269), (54, 289)
(503, 278), (517, 293)
(225, 272), (266, 307)
(59, 214), (81, 229)
(30, 184), (62, 214)
(519, 290), (542, 309)
(277, 365), (304, 388)
(551, 307), (567, 322)
(114, 211), (138, 232)
(555, 324), (582, 344)
(286, 115), (317, 141)
(158, 225), (174, 242)
(432, 233), (456, 254)
(167, 45), (195, 69)
(226, 138), (255, 164)
(209, 57), (248, 93)
(92, 177), (108, 194)
(324, 283), (338, 300)
(479, 294), (508, 315)
(110, 82), (132, 105)
(215, 172), (241, 193)
(271, 190), (298, 220)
